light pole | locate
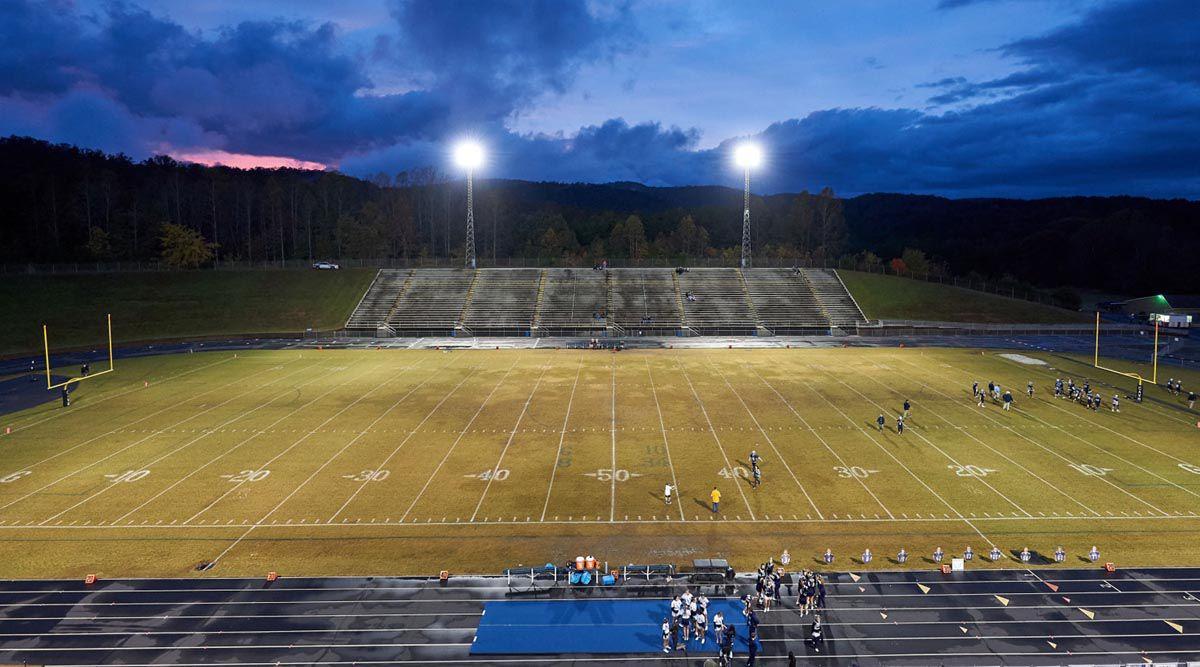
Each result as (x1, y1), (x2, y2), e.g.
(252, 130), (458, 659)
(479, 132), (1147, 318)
(734, 143), (762, 269)
(454, 141), (484, 269)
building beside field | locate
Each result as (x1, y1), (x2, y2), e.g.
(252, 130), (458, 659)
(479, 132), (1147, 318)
(1113, 294), (1199, 327)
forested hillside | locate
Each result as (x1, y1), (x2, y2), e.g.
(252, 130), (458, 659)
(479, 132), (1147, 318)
(2, 137), (1196, 295)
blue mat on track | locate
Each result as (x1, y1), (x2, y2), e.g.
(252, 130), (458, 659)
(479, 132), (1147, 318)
(471, 598), (760, 654)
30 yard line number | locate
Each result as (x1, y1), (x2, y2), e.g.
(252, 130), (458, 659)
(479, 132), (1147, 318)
(834, 466), (879, 479)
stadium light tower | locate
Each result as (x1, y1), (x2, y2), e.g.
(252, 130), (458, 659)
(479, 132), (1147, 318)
(454, 141), (485, 269)
(734, 142), (762, 269)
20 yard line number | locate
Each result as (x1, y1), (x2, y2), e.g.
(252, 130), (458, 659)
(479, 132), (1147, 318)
(948, 464), (996, 477)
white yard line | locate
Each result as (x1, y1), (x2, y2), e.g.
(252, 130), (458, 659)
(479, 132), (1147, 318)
(0, 361), (312, 515)
(704, 356), (824, 519)
(538, 354), (584, 522)
(939, 359), (1200, 507)
(609, 358), (617, 522)
(796, 376), (993, 544)
(2, 354), (237, 433)
(188, 357), (449, 526)
(328, 364), (479, 523)
(825, 370), (1033, 518)
(886, 359), (1165, 517)
(206, 358), (471, 566)
(398, 359), (522, 522)
(670, 358), (756, 520)
(644, 359), (686, 521)
(111, 362), (370, 525)
(746, 365), (894, 519)
(0, 357), (293, 478)
(36, 362), (330, 525)
(470, 362), (552, 522)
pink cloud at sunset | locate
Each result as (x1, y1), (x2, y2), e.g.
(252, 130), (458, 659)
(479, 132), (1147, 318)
(172, 149), (327, 171)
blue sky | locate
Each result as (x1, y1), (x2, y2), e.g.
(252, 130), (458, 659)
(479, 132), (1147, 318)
(2, 0), (1197, 197)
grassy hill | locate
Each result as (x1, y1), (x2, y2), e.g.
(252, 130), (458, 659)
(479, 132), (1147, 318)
(838, 270), (1090, 324)
(0, 269), (375, 356)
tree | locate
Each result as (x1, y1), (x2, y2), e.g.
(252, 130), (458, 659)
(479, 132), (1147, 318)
(900, 248), (931, 276)
(668, 215), (710, 257)
(612, 214), (647, 260)
(85, 226), (112, 260)
(159, 222), (215, 268)
(890, 257), (907, 274)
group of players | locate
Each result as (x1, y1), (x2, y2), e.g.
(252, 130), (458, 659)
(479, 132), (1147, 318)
(662, 588), (735, 656)
(1054, 377), (1119, 412)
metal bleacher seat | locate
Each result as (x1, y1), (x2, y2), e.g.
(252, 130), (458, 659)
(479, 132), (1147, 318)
(742, 268), (831, 333)
(463, 268), (541, 335)
(678, 268), (757, 335)
(803, 268), (868, 328)
(534, 268), (608, 336)
(608, 269), (682, 335)
(385, 268), (474, 336)
(345, 269), (409, 332)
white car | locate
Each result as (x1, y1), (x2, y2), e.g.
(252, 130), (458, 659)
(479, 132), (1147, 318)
(312, 261), (340, 270)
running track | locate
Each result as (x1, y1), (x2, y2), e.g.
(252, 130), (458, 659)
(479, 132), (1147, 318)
(1, 567), (1199, 665)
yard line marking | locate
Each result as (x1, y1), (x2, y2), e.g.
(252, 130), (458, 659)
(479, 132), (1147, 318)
(180, 356), (441, 525)
(644, 359), (686, 522)
(470, 361), (552, 521)
(35, 362), (330, 525)
(329, 364), (479, 523)
(670, 358), (755, 520)
(859, 370), (1101, 517)
(0, 361), (310, 516)
(934, 359), (1191, 510)
(609, 357), (617, 522)
(886, 361), (1143, 517)
(827, 371), (1032, 518)
(539, 354), (584, 522)
(0, 356), (292, 478)
(111, 361), (376, 525)
(205, 357), (469, 566)
(705, 356), (823, 519)
(798, 376), (992, 544)
(2, 353), (237, 434)
(398, 359), (522, 522)
(747, 365), (893, 519)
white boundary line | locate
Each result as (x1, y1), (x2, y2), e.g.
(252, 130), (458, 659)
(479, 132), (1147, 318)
(0, 361), (312, 515)
(34, 362), (333, 525)
(938, 358), (1200, 506)
(182, 358), (440, 526)
(110, 361), (372, 525)
(398, 359), (522, 522)
(538, 354), (584, 522)
(206, 356), (469, 566)
(746, 365), (894, 519)
(669, 357), (756, 519)
(0, 356), (294, 478)
(884, 358), (1167, 517)
(824, 369), (1033, 517)
(471, 361), (552, 521)
(608, 357), (617, 522)
(328, 363), (479, 523)
(2, 354), (236, 433)
(794, 376), (993, 544)
(703, 355), (824, 519)
(643, 358), (686, 522)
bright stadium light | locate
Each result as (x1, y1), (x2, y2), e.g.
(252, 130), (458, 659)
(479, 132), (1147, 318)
(734, 142), (762, 169)
(453, 141), (485, 269)
(454, 141), (485, 170)
(733, 142), (762, 268)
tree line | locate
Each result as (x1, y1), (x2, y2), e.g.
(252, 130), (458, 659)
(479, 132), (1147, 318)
(1, 136), (1195, 297)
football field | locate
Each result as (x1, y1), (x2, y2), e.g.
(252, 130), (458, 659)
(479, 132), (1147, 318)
(1, 346), (1198, 579)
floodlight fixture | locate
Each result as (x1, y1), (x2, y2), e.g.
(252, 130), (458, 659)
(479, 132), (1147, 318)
(734, 142), (762, 170)
(454, 141), (485, 170)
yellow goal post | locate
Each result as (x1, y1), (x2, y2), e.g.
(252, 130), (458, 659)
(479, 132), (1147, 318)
(43, 313), (115, 390)
(1092, 311), (1158, 387)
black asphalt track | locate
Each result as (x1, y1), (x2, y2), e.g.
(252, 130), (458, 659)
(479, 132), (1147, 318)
(0, 567), (1198, 665)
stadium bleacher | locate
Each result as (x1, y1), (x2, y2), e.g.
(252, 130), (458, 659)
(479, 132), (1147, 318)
(344, 266), (867, 336)
(534, 268), (608, 336)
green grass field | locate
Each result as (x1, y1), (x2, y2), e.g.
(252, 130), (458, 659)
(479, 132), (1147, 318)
(0, 269), (375, 356)
(0, 346), (1197, 579)
(839, 270), (1090, 324)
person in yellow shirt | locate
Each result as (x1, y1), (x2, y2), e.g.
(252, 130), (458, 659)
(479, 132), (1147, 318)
(710, 487), (721, 513)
